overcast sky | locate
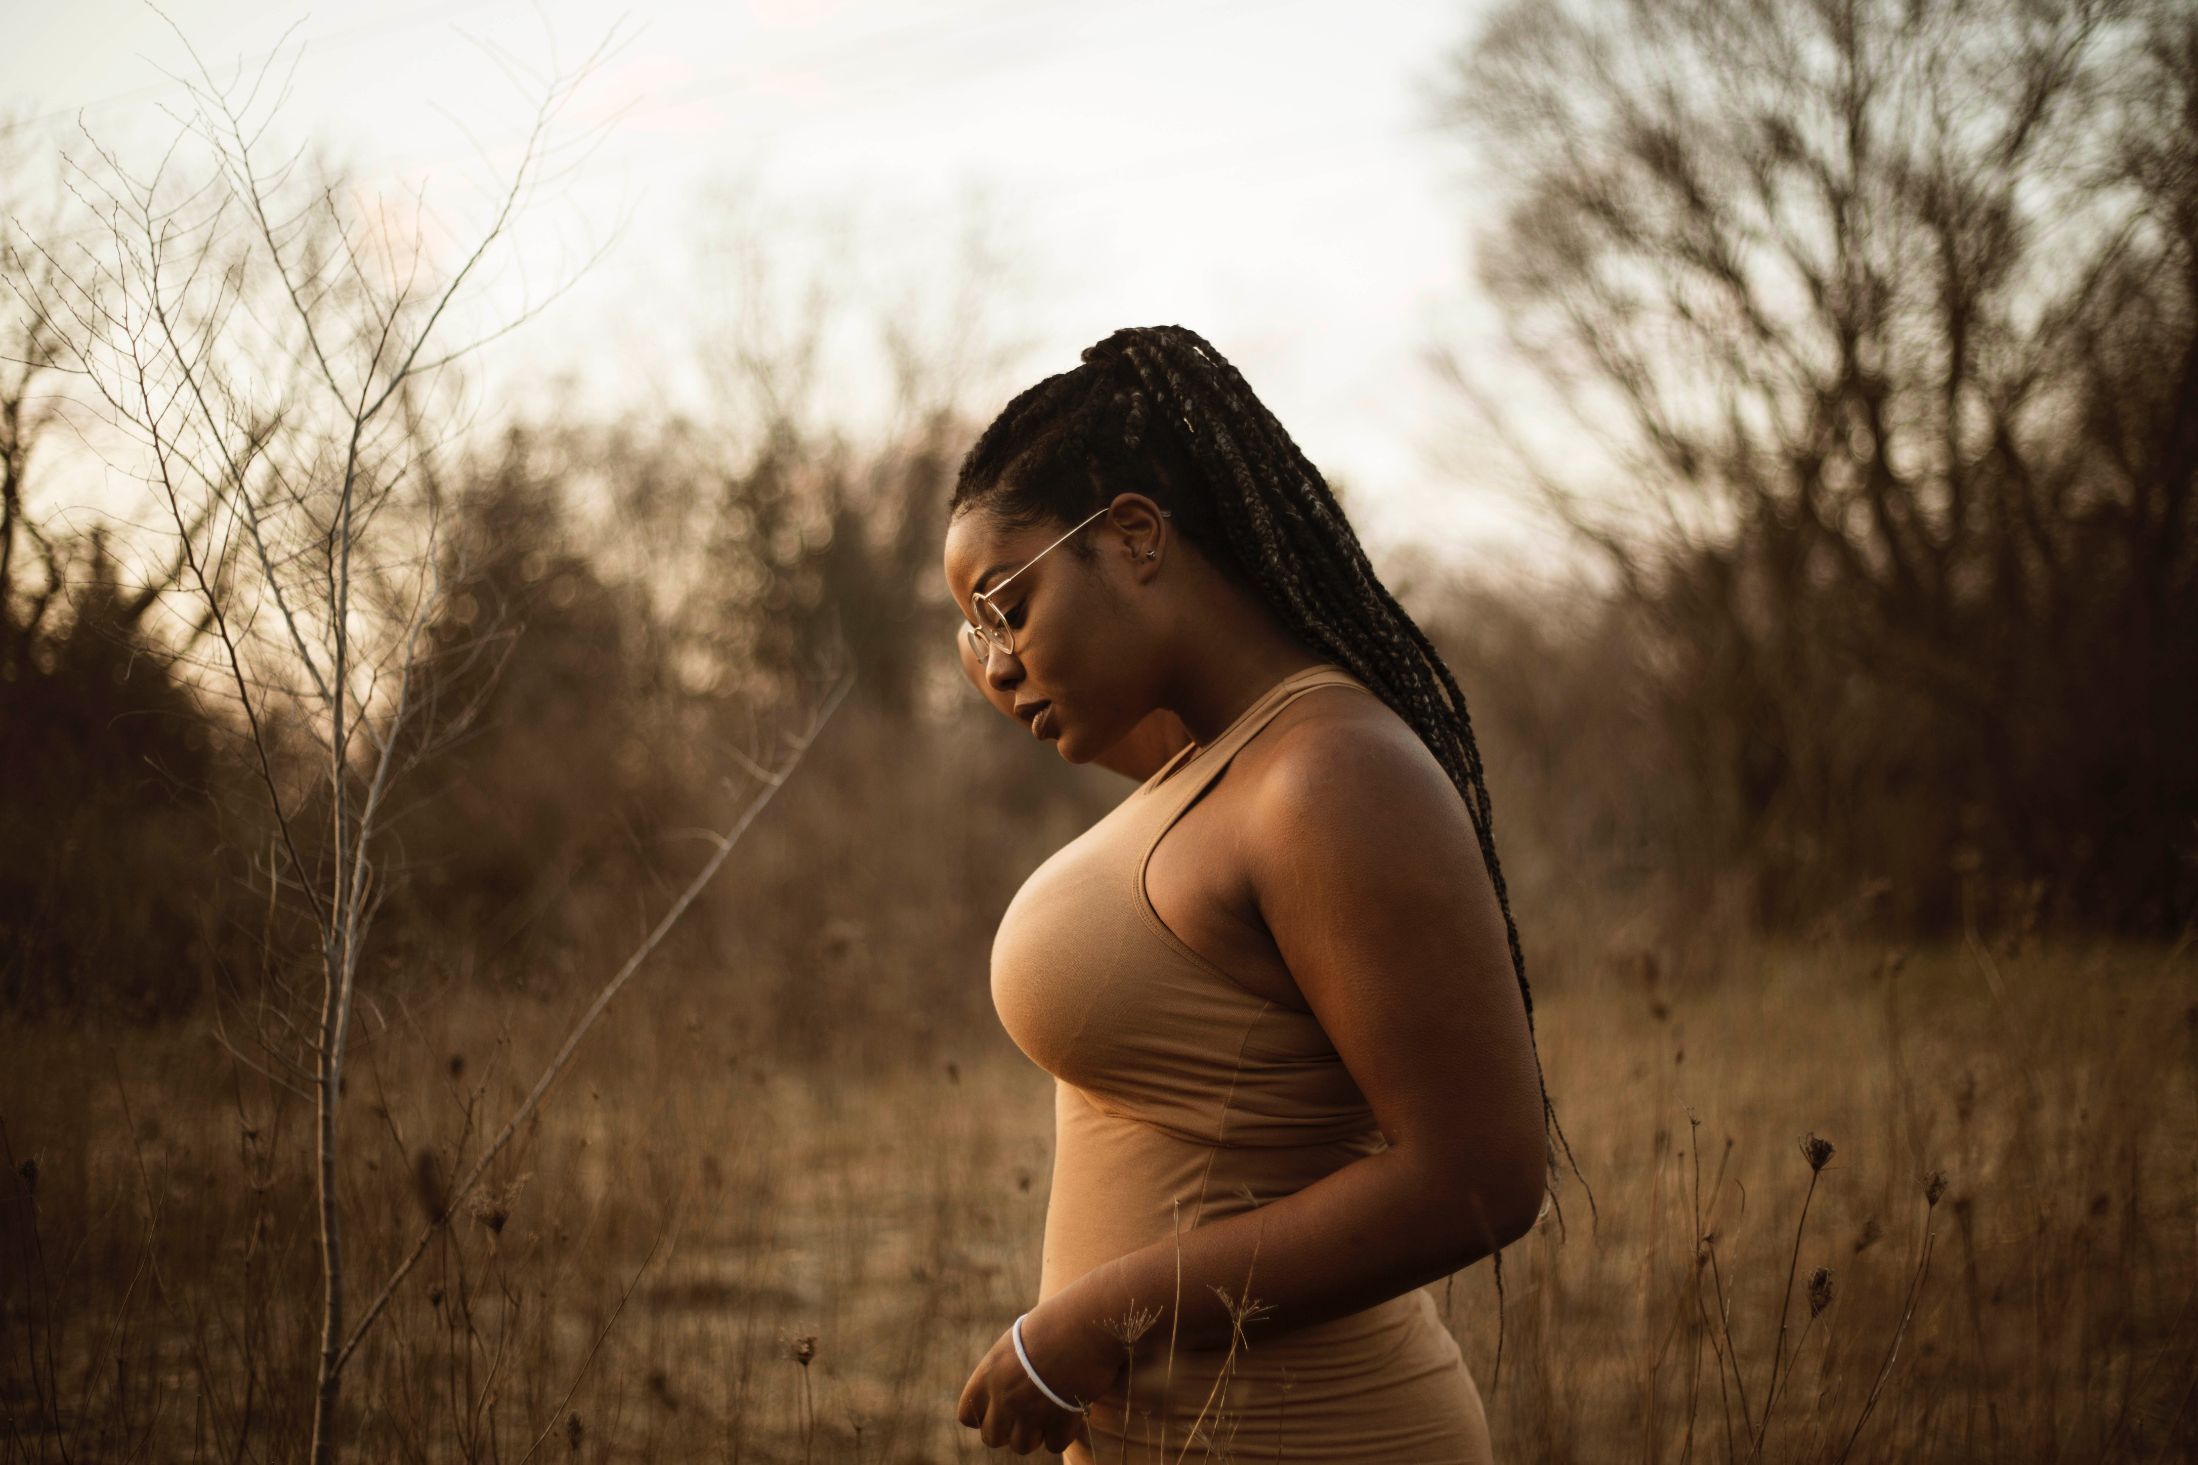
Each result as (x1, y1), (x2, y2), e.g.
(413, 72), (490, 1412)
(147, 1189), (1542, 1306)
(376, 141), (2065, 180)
(4, 0), (1582, 578)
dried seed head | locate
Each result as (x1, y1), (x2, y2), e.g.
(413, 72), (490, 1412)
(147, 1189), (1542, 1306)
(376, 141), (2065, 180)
(565, 1412), (583, 1453)
(1924, 1170), (1949, 1207)
(412, 1148), (447, 1223)
(17, 1158), (36, 1196)
(468, 1173), (531, 1236)
(1801, 1133), (1835, 1172)
(786, 1333), (818, 1367)
(1807, 1266), (1835, 1317)
(1208, 1284), (1275, 1328)
(1106, 1303), (1162, 1347)
(1853, 1216), (1884, 1255)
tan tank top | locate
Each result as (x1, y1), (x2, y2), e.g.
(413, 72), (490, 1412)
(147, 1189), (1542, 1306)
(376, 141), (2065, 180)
(990, 660), (1494, 1463)
(993, 663), (1385, 1205)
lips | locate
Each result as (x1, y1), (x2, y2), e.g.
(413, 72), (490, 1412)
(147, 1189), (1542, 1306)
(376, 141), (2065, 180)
(1029, 704), (1059, 740)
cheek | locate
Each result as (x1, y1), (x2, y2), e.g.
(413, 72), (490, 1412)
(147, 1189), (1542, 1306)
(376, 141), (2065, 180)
(1047, 637), (1138, 740)
(1031, 596), (1114, 687)
(1026, 567), (1138, 702)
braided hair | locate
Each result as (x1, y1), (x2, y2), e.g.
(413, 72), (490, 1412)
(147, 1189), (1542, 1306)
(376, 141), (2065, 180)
(952, 326), (1595, 1254)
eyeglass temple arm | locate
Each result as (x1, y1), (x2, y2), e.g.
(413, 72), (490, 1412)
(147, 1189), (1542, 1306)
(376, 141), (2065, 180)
(972, 506), (1172, 611)
(971, 505), (1160, 606)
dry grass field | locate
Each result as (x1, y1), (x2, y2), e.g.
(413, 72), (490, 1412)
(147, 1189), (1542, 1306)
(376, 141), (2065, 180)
(4, 912), (2190, 1463)
(5, 0), (2196, 1454)
(2, 0), (2191, 1458)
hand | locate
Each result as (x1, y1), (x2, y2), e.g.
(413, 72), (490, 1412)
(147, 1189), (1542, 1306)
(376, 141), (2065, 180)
(956, 1299), (1122, 1456)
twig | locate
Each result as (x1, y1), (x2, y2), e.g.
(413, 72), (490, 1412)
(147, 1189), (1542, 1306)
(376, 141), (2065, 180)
(333, 666), (853, 1375)
(1836, 1199), (1940, 1463)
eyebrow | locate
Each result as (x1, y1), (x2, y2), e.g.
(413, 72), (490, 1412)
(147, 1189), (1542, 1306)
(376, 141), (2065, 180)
(971, 563), (1016, 597)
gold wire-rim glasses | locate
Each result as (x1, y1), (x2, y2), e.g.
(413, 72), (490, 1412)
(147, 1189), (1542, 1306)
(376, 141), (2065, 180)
(962, 505), (1172, 659)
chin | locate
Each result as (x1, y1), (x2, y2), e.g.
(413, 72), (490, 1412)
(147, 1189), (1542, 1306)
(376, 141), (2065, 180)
(1051, 726), (1094, 764)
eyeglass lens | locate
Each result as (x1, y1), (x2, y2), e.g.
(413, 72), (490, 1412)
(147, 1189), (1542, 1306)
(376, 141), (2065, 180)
(974, 597), (1013, 652)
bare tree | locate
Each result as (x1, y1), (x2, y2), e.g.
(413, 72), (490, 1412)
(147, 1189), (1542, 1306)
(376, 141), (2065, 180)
(1434, 0), (2198, 931)
(615, 174), (1037, 716)
(0, 139), (61, 677)
(2, 121), (279, 1020)
(0, 120), (219, 682)
(10, 27), (852, 1461)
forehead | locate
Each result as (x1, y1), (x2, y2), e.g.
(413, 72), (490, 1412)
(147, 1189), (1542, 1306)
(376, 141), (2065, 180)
(943, 505), (1046, 600)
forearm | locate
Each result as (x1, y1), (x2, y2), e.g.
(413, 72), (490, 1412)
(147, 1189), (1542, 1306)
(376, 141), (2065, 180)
(1045, 1146), (1527, 1359)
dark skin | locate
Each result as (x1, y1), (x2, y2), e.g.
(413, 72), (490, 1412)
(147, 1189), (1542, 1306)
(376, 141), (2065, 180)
(943, 492), (1550, 1457)
(954, 616), (1194, 781)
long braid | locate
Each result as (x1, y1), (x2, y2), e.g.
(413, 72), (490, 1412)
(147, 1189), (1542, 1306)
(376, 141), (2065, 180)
(952, 325), (1598, 1256)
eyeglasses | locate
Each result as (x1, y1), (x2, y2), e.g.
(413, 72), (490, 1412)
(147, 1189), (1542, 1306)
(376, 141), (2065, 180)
(962, 505), (1172, 660)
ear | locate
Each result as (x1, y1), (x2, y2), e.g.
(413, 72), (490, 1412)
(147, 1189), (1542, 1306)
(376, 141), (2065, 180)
(1103, 494), (1172, 582)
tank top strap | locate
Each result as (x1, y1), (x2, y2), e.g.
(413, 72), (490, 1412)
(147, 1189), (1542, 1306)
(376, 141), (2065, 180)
(1138, 661), (1371, 810)
(1122, 662), (1373, 1002)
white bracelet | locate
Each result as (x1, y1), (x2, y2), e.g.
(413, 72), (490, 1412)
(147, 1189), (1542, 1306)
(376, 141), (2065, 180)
(1012, 1312), (1086, 1413)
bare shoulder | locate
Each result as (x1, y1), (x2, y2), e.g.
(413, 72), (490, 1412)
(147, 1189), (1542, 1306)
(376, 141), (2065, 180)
(1239, 682), (1464, 836)
(1230, 685), (1490, 912)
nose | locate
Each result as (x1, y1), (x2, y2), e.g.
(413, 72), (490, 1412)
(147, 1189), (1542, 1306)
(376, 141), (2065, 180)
(982, 638), (1023, 689)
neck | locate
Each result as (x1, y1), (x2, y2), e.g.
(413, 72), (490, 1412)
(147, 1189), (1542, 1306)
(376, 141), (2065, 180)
(1160, 598), (1328, 746)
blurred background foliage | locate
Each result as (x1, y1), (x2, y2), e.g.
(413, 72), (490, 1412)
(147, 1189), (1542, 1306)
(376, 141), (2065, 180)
(0, 0), (2191, 1038)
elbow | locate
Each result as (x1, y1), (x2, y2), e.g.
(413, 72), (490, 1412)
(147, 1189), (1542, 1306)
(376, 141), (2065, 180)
(1484, 1176), (1547, 1254)
(1436, 1163), (1546, 1262)
(1495, 1174), (1549, 1249)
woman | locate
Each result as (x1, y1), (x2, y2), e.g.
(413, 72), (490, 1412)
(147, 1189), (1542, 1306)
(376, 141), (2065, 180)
(944, 325), (1579, 1463)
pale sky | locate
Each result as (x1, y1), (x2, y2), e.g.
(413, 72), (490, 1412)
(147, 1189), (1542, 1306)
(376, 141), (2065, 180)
(3, 0), (1584, 579)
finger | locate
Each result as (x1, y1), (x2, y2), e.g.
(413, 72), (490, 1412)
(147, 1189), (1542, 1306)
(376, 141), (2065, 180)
(981, 1398), (1008, 1450)
(1009, 1416), (1044, 1455)
(956, 1377), (982, 1430)
(1042, 1412), (1079, 1454)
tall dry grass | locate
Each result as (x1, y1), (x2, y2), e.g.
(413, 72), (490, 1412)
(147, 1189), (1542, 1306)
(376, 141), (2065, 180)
(3, 907), (2189, 1462)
